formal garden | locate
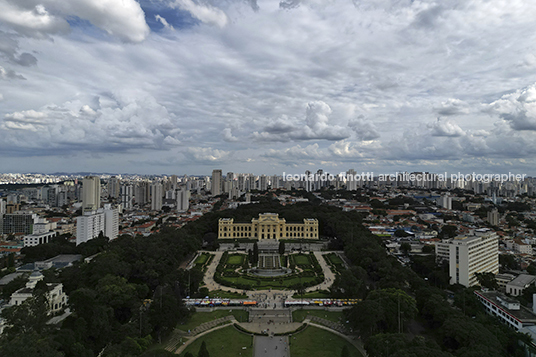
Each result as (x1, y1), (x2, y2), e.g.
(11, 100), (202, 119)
(212, 249), (325, 291)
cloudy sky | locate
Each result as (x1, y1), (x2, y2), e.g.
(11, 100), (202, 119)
(1, 0), (536, 176)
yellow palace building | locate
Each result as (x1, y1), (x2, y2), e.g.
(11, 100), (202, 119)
(218, 213), (319, 240)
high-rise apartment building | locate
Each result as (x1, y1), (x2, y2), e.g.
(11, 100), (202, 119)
(107, 177), (120, 199)
(488, 209), (500, 226)
(176, 187), (190, 212)
(121, 184), (134, 210)
(346, 169), (357, 191)
(151, 182), (163, 211)
(212, 169), (222, 196)
(82, 176), (101, 214)
(259, 175), (268, 191)
(435, 229), (499, 287)
(76, 204), (118, 245)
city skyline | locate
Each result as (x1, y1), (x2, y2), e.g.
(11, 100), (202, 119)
(2, 1), (536, 175)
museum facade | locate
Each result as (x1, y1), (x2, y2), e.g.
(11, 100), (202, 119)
(218, 213), (319, 240)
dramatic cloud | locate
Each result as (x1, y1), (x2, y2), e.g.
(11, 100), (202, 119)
(2, 0), (536, 174)
(490, 84), (536, 131)
(0, 91), (180, 155)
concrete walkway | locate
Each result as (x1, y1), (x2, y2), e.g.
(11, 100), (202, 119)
(254, 336), (289, 357)
(305, 252), (336, 292)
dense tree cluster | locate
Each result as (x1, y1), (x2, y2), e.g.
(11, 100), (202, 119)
(1, 226), (202, 356)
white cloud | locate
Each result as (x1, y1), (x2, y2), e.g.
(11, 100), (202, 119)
(2, 0), (536, 173)
(0, 0), (150, 42)
(183, 146), (231, 163)
(0, 91), (180, 154)
(348, 116), (380, 141)
(222, 127), (238, 142)
(155, 15), (175, 31)
(428, 117), (465, 137)
(170, 0), (228, 28)
(0, 2), (69, 38)
(0, 66), (26, 80)
(490, 83), (536, 131)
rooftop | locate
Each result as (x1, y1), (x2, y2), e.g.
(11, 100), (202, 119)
(476, 290), (536, 323)
(507, 274), (536, 288)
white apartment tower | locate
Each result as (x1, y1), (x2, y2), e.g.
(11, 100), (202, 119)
(438, 195), (453, 210)
(151, 182), (163, 211)
(435, 229), (499, 287)
(176, 187), (190, 212)
(103, 204), (119, 240)
(212, 169), (222, 196)
(82, 176), (101, 214)
(76, 204), (119, 245)
(76, 211), (105, 245)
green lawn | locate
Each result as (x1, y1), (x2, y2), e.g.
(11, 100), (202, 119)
(207, 290), (248, 299)
(194, 253), (209, 265)
(177, 310), (249, 332)
(180, 326), (253, 357)
(326, 253), (344, 265)
(226, 254), (245, 265)
(290, 326), (363, 357)
(292, 309), (343, 323)
(293, 254), (312, 266)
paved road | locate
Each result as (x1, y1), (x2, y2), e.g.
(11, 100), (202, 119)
(254, 336), (289, 357)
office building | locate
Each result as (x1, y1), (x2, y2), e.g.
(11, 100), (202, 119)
(435, 229), (499, 287)
(23, 231), (57, 247)
(1, 212), (38, 235)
